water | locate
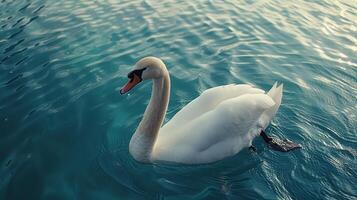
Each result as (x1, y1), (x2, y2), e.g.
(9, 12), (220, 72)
(0, 0), (356, 199)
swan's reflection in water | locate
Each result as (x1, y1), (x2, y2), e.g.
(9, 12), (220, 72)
(98, 143), (264, 199)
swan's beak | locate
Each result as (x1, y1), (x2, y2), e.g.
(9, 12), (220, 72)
(120, 74), (142, 95)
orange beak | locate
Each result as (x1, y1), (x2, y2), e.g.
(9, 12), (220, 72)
(120, 74), (142, 95)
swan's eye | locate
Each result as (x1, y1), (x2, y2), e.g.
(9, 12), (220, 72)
(127, 71), (134, 79)
(127, 68), (147, 80)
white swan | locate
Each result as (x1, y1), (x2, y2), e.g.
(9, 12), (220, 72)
(120, 57), (300, 164)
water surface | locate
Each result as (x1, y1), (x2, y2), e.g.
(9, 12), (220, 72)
(0, 0), (356, 199)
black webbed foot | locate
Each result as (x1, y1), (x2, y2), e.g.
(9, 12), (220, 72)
(260, 130), (301, 152)
(268, 138), (302, 152)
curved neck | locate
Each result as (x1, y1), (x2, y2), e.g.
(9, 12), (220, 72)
(129, 70), (170, 162)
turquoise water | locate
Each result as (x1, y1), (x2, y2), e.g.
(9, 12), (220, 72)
(1, 0), (356, 199)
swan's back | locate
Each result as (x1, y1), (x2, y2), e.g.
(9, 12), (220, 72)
(160, 84), (264, 132)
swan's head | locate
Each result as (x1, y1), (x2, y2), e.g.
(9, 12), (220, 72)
(120, 57), (167, 94)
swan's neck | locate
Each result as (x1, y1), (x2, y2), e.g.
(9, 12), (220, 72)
(129, 71), (170, 162)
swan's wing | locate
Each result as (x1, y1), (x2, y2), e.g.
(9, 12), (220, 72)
(153, 93), (275, 163)
(161, 84), (265, 132)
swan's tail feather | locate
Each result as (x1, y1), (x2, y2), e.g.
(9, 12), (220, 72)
(267, 82), (283, 105)
(260, 82), (283, 129)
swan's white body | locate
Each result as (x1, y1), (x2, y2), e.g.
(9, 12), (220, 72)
(124, 57), (283, 164)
